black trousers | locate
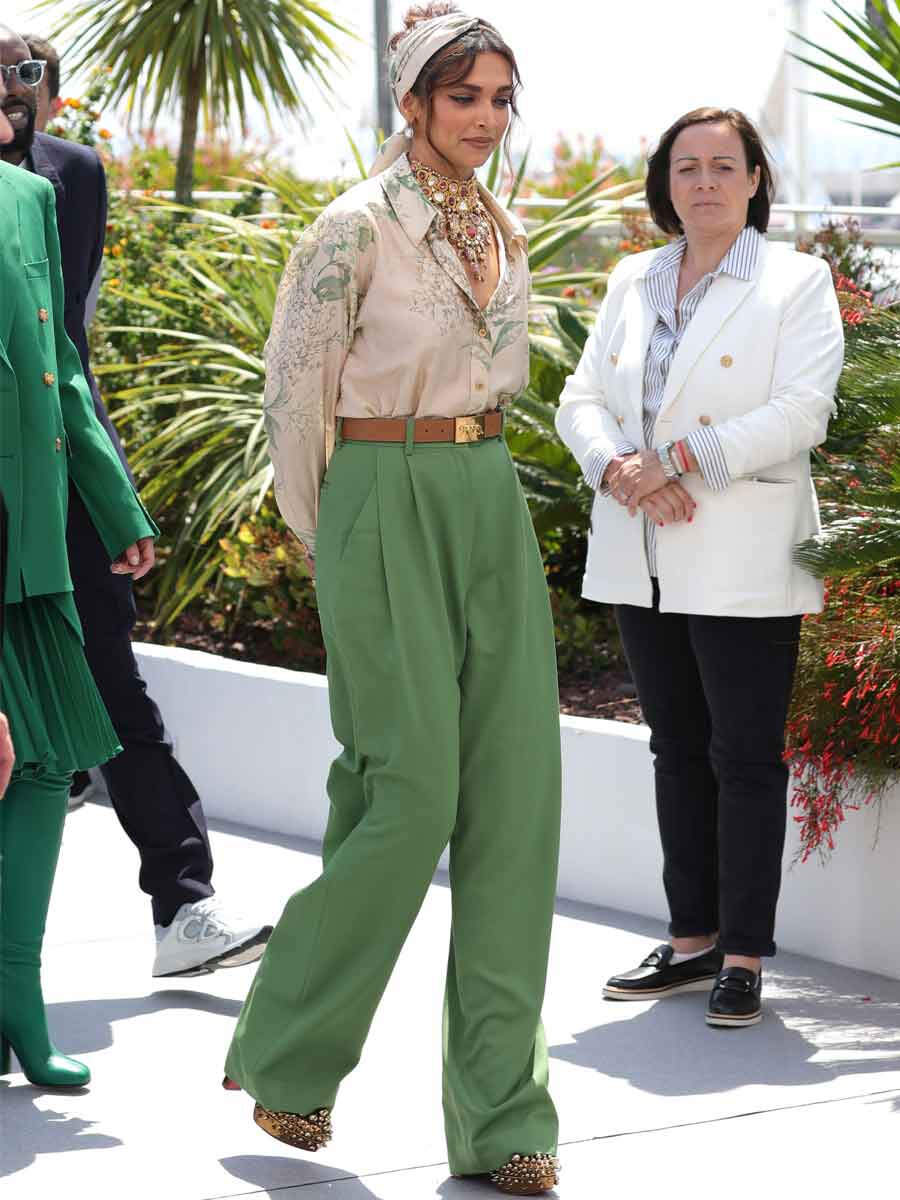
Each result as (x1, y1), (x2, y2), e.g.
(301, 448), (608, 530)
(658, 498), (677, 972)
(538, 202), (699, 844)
(615, 582), (801, 957)
(67, 486), (215, 926)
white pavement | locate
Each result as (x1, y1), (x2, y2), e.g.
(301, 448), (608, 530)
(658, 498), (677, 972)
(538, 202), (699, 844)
(2, 801), (899, 1199)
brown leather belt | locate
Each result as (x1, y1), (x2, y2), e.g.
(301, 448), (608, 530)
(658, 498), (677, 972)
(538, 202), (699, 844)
(340, 412), (503, 445)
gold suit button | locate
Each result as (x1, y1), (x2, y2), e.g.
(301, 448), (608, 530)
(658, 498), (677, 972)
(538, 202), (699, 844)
(55, 437), (62, 452)
(38, 307), (49, 323)
(610, 352), (618, 365)
(699, 414), (712, 426)
(43, 372), (55, 386)
(477, 326), (488, 338)
(720, 354), (733, 368)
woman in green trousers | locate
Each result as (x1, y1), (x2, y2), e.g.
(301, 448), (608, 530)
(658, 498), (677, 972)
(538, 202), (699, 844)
(0, 114), (156, 1087)
(224, 6), (562, 1194)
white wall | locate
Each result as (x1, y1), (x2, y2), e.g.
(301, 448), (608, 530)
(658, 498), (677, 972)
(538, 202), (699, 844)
(134, 643), (900, 980)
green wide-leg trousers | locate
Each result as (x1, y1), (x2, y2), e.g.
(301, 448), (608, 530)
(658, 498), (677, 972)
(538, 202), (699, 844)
(226, 433), (562, 1174)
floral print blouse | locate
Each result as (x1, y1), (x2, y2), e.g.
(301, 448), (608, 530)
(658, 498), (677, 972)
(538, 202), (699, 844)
(262, 153), (531, 552)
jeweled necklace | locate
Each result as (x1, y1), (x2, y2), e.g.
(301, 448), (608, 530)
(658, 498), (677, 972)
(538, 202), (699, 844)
(410, 157), (493, 282)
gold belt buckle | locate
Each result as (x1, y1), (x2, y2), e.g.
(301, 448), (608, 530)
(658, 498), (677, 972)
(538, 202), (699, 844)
(454, 415), (485, 444)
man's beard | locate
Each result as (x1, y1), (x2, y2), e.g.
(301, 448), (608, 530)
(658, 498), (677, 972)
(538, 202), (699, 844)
(0, 103), (37, 155)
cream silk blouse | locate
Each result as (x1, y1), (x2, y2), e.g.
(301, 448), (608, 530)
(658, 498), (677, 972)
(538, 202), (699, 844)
(262, 153), (531, 552)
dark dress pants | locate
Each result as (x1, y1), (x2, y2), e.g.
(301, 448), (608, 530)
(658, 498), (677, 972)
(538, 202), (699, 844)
(67, 486), (215, 926)
(615, 581), (801, 957)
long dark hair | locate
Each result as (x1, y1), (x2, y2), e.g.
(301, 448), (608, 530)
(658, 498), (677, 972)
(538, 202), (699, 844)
(646, 107), (776, 235)
(389, 3), (522, 176)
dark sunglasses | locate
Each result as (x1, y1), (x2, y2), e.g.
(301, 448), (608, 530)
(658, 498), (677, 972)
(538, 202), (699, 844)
(0, 60), (46, 88)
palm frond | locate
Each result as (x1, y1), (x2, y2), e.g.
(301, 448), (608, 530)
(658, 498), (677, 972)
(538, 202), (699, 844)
(34, 0), (355, 129)
(790, 1), (900, 153)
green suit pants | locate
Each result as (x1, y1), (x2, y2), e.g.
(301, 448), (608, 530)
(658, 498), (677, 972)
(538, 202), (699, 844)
(226, 431), (562, 1174)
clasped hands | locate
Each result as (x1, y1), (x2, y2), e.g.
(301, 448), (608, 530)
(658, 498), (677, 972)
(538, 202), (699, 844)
(605, 450), (696, 526)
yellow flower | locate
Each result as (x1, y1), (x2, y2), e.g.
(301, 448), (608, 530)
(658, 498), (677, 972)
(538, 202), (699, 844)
(65, 97), (82, 110)
(108, 278), (120, 288)
(99, 128), (113, 140)
(111, 244), (123, 257)
(274, 546), (287, 562)
(237, 524), (255, 545)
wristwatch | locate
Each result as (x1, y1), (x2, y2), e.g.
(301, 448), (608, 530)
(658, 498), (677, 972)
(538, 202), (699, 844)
(657, 441), (682, 480)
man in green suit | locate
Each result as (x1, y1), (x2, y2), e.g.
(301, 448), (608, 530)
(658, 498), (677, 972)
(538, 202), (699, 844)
(0, 89), (157, 1087)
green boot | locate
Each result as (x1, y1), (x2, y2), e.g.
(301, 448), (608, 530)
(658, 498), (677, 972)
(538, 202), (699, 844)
(1, 771), (90, 1088)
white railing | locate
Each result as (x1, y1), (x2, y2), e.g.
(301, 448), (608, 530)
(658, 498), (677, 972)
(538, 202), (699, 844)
(516, 198), (900, 246)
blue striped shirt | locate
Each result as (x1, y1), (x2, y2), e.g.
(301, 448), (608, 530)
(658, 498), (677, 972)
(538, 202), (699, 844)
(586, 226), (760, 576)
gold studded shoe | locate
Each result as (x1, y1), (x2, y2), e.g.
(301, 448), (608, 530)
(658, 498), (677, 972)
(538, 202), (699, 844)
(489, 1153), (560, 1195)
(252, 1102), (332, 1152)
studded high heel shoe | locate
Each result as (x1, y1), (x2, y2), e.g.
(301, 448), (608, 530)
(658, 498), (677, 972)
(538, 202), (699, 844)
(252, 1103), (333, 1152)
(222, 1076), (332, 1152)
(489, 1152), (560, 1195)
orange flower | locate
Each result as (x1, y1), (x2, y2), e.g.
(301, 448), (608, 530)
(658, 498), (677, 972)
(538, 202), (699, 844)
(99, 129), (113, 140)
(65, 97), (82, 110)
(260, 218), (277, 229)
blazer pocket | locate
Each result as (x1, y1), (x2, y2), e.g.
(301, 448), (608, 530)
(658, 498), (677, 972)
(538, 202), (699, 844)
(24, 258), (50, 279)
(709, 478), (797, 607)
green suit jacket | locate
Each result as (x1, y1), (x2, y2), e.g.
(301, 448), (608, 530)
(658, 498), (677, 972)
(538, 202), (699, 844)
(0, 160), (157, 610)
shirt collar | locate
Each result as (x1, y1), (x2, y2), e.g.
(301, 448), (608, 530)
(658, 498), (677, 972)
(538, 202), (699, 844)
(378, 153), (528, 257)
(647, 225), (762, 284)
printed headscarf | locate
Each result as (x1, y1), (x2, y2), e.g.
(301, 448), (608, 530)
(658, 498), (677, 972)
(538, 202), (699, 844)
(369, 12), (481, 177)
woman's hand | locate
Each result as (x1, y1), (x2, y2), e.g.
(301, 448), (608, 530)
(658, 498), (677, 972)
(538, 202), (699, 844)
(111, 537), (156, 581)
(0, 712), (15, 797)
(608, 451), (669, 515)
(301, 544), (316, 579)
(640, 482), (696, 526)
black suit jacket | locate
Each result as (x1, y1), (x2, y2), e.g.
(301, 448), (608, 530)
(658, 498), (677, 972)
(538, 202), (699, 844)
(29, 132), (131, 477)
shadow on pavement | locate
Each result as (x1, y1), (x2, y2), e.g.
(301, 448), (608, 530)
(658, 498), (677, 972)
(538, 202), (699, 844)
(1, 990), (241, 1178)
(551, 950), (900, 1098)
(43, 988), (242, 1055)
(221, 1153), (378, 1196)
(0, 1082), (121, 1178)
(220, 1159), (561, 1199)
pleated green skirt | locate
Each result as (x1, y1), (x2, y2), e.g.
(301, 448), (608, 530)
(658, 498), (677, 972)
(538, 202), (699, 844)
(0, 593), (121, 779)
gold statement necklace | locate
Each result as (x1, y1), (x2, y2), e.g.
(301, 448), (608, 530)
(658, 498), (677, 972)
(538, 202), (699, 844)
(410, 157), (493, 283)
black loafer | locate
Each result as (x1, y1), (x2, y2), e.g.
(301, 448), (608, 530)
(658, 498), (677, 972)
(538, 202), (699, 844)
(603, 943), (723, 1000)
(706, 967), (762, 1027)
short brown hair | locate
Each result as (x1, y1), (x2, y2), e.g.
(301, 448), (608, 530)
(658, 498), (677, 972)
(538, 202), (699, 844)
(22, 33), (60, 100)
(389, 3), (522, 174)
(646, 107), (775, 235)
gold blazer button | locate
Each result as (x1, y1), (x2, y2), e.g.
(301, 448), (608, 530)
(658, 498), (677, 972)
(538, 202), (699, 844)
(477, 326), (488, 338)
(720, 354), (733, 368)
(43, 372), (56, 386)
(38, 307), (49, 323)
(55, 436), (63, 451)
(699, 414), (712, 426)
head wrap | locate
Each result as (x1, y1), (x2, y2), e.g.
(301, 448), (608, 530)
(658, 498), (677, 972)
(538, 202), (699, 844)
(369, 12), (482, 177)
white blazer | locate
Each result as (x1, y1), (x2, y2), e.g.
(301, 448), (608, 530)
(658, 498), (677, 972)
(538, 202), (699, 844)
(555, 237), (845, 617)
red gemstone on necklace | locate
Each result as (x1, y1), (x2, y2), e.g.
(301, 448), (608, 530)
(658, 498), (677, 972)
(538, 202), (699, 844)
(466, 225), (477, 237)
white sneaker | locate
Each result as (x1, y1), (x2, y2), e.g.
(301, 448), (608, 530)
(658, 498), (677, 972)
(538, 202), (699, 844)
(152, 898), (273, 978)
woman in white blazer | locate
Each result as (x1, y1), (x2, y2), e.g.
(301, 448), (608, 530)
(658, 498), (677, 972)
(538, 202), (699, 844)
(556, 108), (844, 1028)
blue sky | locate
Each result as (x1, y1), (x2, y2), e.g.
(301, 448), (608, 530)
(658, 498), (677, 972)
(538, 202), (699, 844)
(5, 0), (897, 183)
